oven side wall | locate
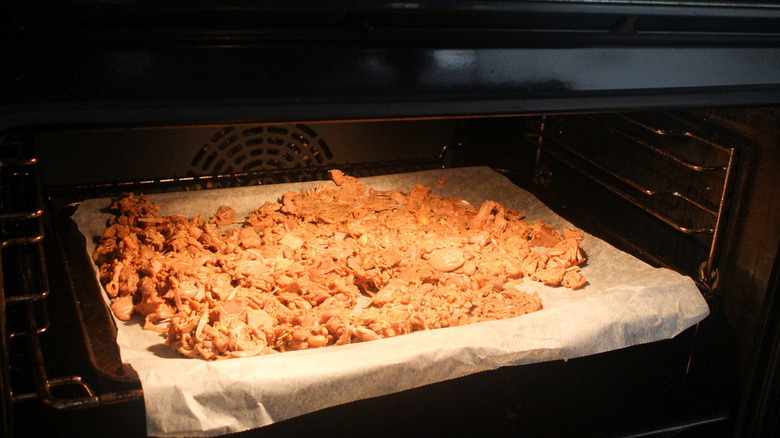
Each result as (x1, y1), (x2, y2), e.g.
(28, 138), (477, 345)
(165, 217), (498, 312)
(712, 108), (780, 380)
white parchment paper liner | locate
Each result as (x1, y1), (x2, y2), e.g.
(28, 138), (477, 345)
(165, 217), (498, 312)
(72, 167), (709, 437)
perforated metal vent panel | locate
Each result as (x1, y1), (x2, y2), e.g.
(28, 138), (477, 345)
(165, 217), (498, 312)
(190, 124), (334, 176)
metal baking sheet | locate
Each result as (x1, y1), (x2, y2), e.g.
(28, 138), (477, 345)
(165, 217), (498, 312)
(72, 166), (709, 437)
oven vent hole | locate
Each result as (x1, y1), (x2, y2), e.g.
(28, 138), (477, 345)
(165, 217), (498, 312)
(201, 151), (217, 171)
(226, 144), (243, 158)
(296, 124), (317, 138)
(217, 134), (240, 151)
(268, 137), (285, 146)
(242, 127), (264, 136)
(190, 145), (208, 167)
(318, 139), (333, 160)
(210, 126), (235, 143)
(212, 159), (226, 174)
(287, 143), (301, 155)
(242, 160), (264, 171)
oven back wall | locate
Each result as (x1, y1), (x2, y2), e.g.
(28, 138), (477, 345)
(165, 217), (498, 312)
(35, 120), (456, 188)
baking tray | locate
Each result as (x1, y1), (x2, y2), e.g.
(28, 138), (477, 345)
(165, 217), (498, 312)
(65, 167), (710, 437)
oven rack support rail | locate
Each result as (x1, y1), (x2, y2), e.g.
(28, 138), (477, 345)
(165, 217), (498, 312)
(529, 112), (738, 296)
(1, 141), (146, 437)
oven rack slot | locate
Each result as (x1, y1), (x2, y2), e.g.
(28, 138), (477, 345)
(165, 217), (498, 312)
(529, 112), (738, 294)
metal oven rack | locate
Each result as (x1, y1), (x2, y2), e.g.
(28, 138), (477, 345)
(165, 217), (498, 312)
(1, 134), (147, 437)
(528, 111), (739, 297)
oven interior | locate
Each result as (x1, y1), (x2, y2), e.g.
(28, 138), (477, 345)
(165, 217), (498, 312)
(2, 107), (779, 437)
(3, 0), (780, 436)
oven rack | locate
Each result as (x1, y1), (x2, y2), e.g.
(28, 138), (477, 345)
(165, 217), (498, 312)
(529, 112), (738, 295)
(1, 138), (145, 437)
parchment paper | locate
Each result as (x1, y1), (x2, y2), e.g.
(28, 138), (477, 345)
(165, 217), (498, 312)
(72, 167), (709, 437)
